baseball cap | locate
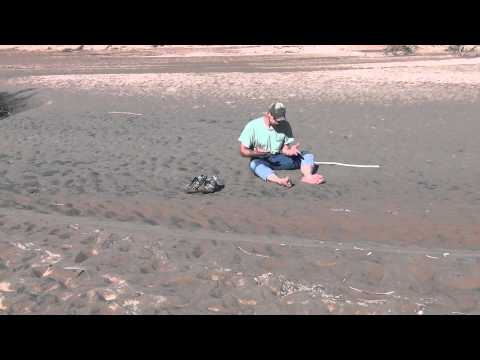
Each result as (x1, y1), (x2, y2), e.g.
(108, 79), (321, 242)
(268, 102), (286, 121)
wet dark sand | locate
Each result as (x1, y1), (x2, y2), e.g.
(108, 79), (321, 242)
(1, 52), (480, 314)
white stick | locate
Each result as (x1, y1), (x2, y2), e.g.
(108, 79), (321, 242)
(315, 161), (380, 168)
(64, 266), (87, 271)
(237, 246), (270, 258)
(108, 111), (143, 116)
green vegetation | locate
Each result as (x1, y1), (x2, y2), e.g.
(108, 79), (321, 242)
(384, 45), (418, 56)
(447, 45), (478, 56)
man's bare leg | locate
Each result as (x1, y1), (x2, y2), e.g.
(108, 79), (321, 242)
(300, 164), (325, 185)
(266, 173), (292, 187)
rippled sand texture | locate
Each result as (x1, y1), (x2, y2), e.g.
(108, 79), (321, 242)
(1, 48), (480, 314)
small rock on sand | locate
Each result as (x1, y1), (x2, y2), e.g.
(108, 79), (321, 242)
(0, 282), (14, 293)
(108, 303), (122, 312)
(238, 299), (257, 306)
(123, 299), (140, 314)
(102, 274), (127, 287)
(154, 295), (168, 305)
(97, 289), (117, 302)
(0, 297), (7, 311)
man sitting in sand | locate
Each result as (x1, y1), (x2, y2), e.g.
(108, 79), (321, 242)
(239, 102), (325, 188)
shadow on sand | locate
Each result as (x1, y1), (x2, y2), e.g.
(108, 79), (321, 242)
(0, 88), (39, 119)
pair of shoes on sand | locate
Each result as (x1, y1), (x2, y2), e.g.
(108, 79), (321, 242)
(185, 175), (224, 194)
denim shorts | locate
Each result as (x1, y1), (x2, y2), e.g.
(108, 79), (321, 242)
(249, 152), (314, 181)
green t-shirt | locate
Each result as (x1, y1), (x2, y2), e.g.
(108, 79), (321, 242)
(238, 117), (295, 154)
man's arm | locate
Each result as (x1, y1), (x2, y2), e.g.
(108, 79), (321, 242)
(240, 143), (270, 158)
(277, 121), (298, 156)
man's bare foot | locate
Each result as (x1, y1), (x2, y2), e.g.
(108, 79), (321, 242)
(301, 174), (325, 184)
(278, 177), (293, 187)
(267, 174), (293, 187)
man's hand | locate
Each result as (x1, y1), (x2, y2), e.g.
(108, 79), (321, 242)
(283, 143), (301, 156)
(254, 146), (270, 157)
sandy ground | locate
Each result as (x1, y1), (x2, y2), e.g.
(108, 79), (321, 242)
(0, 45), (383, 57)
(0, 45), (472, 58)
(1, 46), (480, 314)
